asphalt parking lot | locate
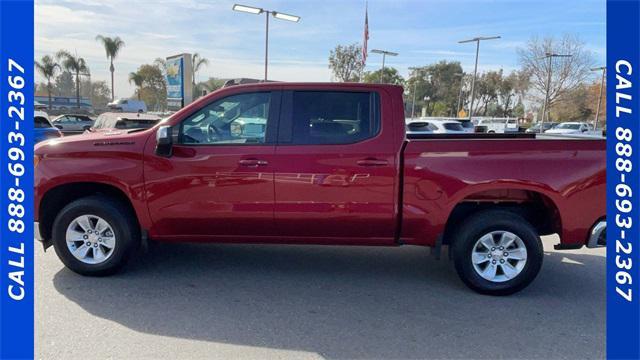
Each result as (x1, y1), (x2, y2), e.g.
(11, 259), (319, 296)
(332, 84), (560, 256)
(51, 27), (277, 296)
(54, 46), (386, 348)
(36, 236), (605, 360)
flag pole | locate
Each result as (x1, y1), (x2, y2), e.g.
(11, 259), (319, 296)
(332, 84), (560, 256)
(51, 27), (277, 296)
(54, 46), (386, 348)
(361, 1), (368, 83)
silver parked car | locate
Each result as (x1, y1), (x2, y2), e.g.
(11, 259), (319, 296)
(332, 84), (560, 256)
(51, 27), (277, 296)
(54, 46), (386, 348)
(51, 114), (94, 134)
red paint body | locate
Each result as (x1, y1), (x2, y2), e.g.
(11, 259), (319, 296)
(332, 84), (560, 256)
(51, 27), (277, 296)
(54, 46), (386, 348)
(35, 83), (606, 248)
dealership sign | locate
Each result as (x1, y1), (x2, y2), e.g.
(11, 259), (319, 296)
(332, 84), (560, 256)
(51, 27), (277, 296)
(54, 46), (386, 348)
(166, 53), (193, 110)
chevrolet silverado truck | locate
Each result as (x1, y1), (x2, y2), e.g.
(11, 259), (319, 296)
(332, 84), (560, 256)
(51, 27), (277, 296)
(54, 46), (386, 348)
(34, 83), (606, 295)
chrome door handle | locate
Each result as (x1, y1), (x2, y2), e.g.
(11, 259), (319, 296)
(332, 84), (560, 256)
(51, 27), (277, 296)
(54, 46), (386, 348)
(238, 159), (268, 167)
(357, 158), (388, 167)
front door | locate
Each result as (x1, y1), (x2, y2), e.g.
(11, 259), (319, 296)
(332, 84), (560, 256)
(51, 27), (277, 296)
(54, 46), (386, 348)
(144, 91), (279, 241)
(272, 89), (398, 244)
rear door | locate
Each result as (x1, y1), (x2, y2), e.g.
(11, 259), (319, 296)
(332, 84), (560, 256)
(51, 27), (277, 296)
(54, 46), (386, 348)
(272, 89), (398, 244)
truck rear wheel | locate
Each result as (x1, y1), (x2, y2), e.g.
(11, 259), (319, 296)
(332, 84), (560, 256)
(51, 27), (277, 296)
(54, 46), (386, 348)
(51, 196), (140, 276)
(451, 210), (543, 295)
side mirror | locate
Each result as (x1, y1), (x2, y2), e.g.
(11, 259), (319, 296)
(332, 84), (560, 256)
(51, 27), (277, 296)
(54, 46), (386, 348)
(155, 125), (173, 157)
(54, 124), (63, 129)
(582, 128), (587, 133)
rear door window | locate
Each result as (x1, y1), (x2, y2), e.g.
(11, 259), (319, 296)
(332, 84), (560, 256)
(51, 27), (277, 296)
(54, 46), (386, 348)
(279, 91), (380, 145)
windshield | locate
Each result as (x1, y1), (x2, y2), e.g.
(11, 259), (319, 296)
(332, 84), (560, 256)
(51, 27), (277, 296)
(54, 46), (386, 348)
(556, 123), (581, 130)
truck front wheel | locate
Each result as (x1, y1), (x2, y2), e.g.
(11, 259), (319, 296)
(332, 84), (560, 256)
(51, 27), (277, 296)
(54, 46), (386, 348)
(451, 210), (544, 295)
(51, 196), (140, 276)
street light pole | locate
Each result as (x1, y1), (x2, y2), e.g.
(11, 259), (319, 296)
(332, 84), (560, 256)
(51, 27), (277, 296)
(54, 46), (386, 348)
(233, 4), (300, 82)
(453, 73), (464, 118)
(381, 53), (386, 82)
(371, 49), (398, 83)
(264, 11), (269, 81)
(591, 66), (606, 130)
(409, 66), (421, 119)
(459, 36), (500, 121)
(412, 82), (417, 118)
(539, 52), (572, 133)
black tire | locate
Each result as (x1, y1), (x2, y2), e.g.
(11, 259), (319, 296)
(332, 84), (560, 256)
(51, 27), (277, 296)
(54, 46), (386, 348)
(451, 209), (544, 296)
(52, 196), (140, 276)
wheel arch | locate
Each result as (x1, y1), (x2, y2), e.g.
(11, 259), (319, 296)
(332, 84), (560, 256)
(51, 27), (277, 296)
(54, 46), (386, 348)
(442, 188), (562, 245)
(39, 182), (142, 242)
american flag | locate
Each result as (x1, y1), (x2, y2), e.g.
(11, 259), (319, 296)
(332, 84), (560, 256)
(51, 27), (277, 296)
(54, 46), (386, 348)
(362, 4), (369, 66)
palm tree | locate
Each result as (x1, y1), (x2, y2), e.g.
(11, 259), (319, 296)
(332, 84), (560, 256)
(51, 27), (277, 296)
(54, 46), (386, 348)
(128, 71), (144, 100)
(95, 35), (125, 101)
(34, 55), (61, 110)
(192, 53), (209, 91)
(56, 50), (90, 108)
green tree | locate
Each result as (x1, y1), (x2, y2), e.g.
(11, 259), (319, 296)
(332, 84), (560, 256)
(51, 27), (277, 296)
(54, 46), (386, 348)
(34, 55), (61, 110)
(197, 77), (226, 97)
(56, 50), (90, 108)
(54, 71), (75, 97)
(328, 43), (364, 82)
(475, 70), (503, 116)
(191, 53), (209, 93)
(406, 61), (464, 117)
(128, 71), (144, 100)
(130, 64), (167, 111)
(80, 79), (111, 110)
(362, 67), (404, 85)
(95, 35), (125, 101)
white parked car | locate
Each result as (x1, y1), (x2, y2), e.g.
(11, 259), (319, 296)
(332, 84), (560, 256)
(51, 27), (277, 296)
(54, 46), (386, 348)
(406, 119), (466, 134)
(107, 99), (147, 113)
(545, 122), (595, 135)
(476, 118), (519, 133)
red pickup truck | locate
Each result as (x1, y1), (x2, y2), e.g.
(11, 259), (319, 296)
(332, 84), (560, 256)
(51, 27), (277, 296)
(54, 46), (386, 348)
(34, 83), (606, 295)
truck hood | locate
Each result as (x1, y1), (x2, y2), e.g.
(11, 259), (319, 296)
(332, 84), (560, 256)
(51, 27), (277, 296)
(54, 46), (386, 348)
(34, 128), (151, 155)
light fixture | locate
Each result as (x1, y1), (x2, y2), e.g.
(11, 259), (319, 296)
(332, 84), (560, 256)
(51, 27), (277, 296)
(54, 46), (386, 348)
(232, 4), (263, 14)
(371, 49), (399, 56)
(273, 11), (300, 22)
(232, 4), (301, 81)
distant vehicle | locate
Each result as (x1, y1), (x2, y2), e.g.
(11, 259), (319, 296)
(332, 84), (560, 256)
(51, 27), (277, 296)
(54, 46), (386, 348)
(526, 122), (559, 133)
(51, 114), (94, 134)
(406, 119), (466, 134)
(91, 112), (161, 131)
(34, 96), (92, 111)
(34, 101), (48, 110)
(34, 110), (63, 143)
(107, 99), (147, 113)
(476, 118), (519, 133)
(545, 122), (595, 135)
(458, 120), (475, 133)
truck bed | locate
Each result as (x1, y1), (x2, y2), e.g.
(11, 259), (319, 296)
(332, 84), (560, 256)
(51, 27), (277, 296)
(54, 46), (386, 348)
(400, 137), (606, 248)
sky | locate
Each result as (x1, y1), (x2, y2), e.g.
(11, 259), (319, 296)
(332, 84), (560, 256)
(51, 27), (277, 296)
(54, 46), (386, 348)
(35, 0), (606, 99)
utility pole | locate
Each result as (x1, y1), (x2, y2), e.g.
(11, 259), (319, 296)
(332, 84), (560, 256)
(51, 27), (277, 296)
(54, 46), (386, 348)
(408, 66), (422, 119)
(591, 66), (606, 130)
(458, 36), (501, 121)
(539, 52), (572, 133)
(454, 73), (464, 117)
